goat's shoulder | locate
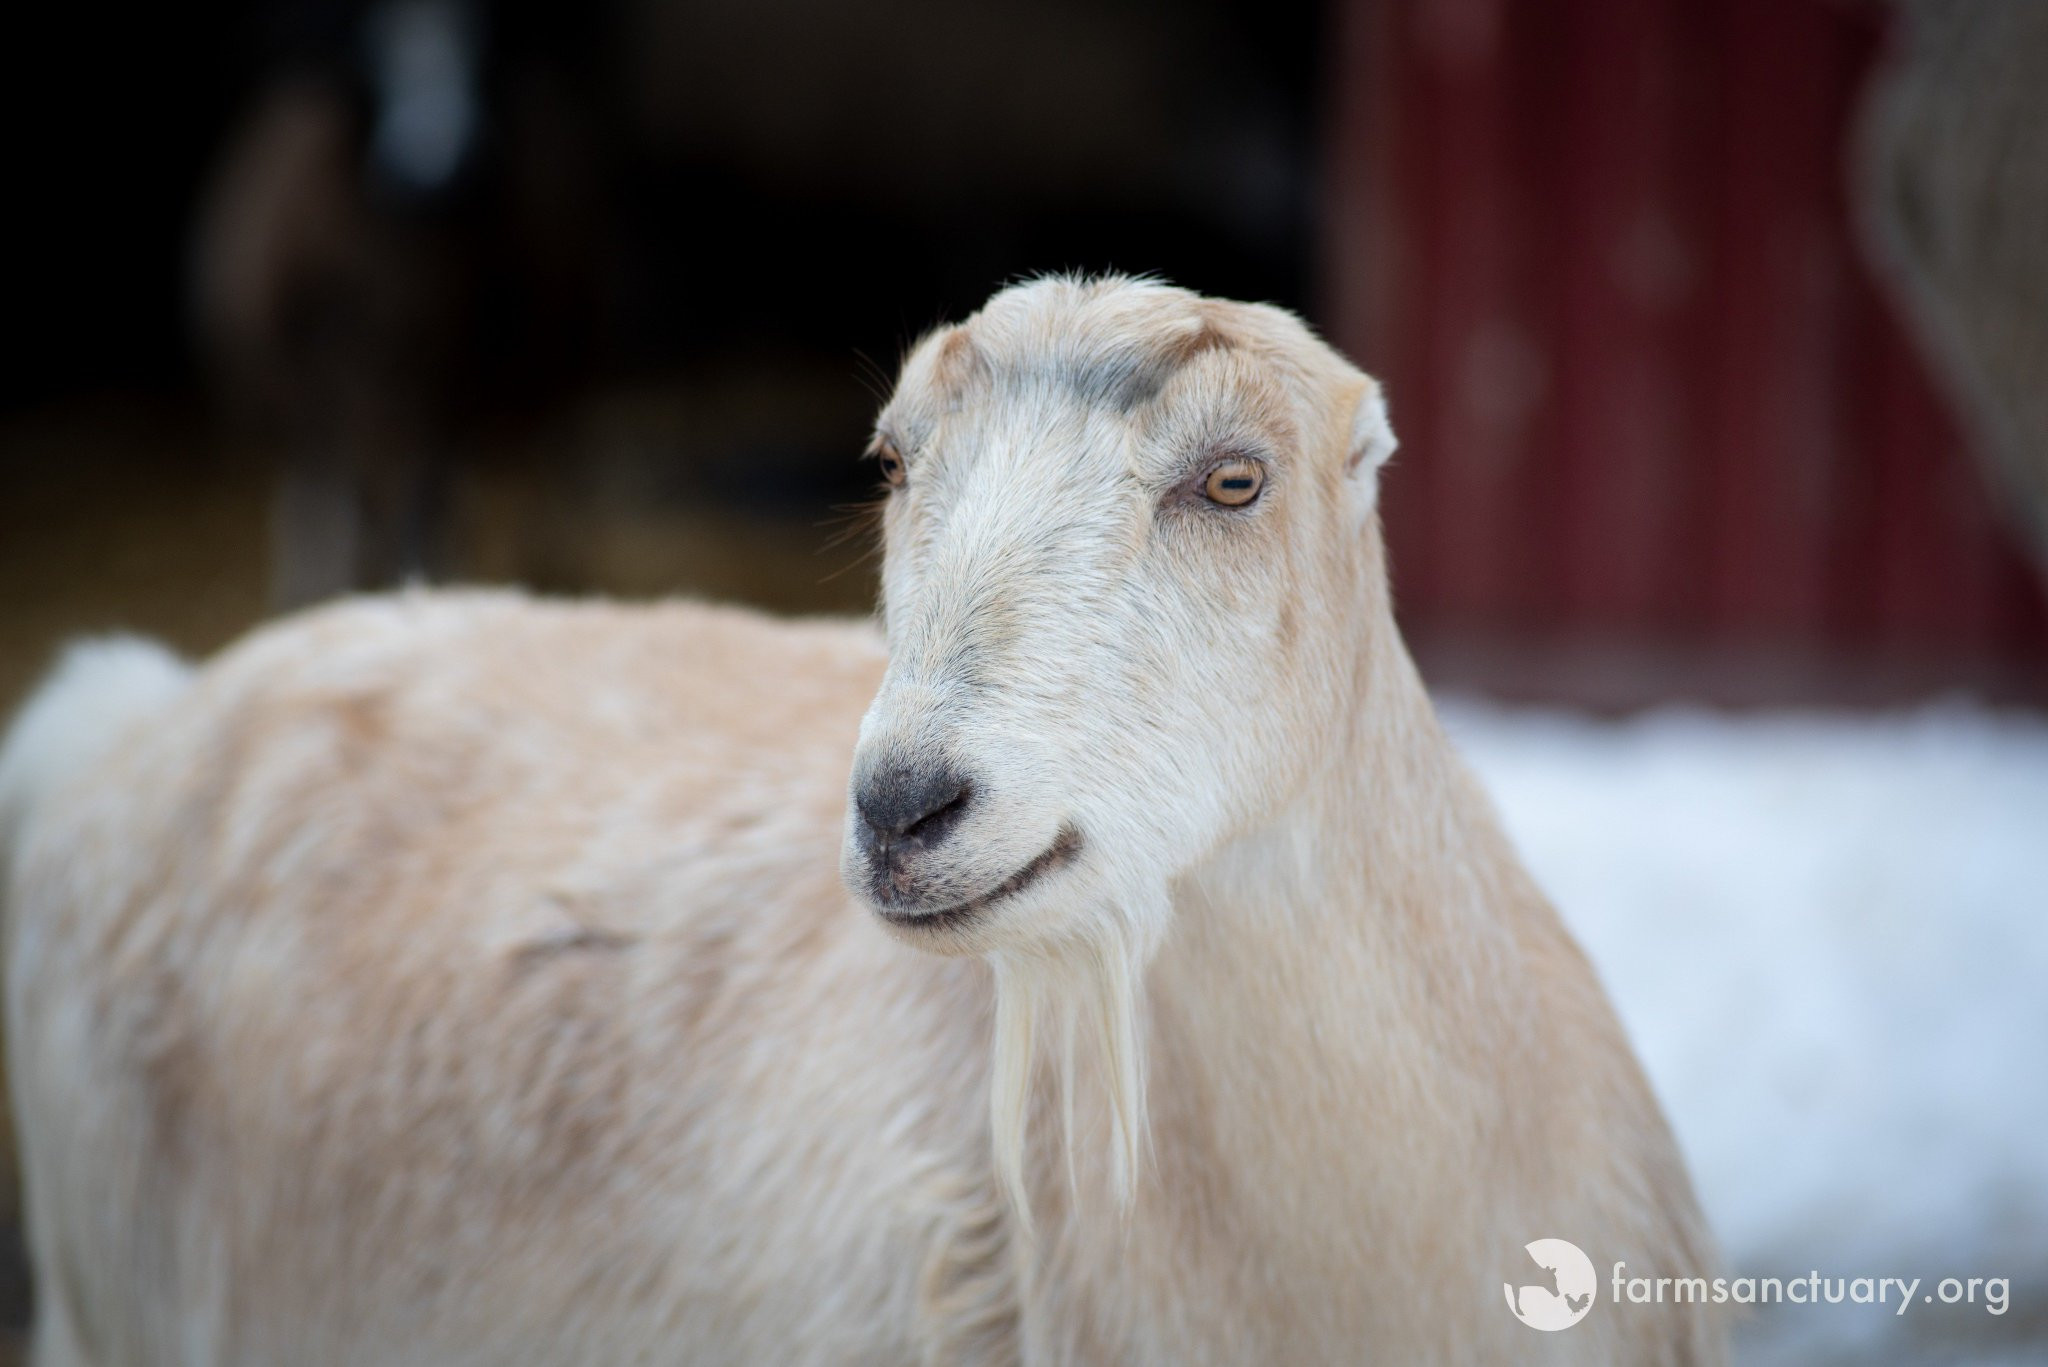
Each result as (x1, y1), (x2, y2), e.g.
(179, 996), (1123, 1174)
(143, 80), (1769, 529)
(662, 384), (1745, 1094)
(6, 592), (1009, 1362)
(163, 588), (877, 813)
(11, 583), (891, 992)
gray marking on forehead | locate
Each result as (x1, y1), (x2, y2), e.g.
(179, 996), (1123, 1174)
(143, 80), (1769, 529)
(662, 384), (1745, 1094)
(982, 321), (1239, 415)
(887, 316), (1240, 439)
(1096, 320), (1237, 412)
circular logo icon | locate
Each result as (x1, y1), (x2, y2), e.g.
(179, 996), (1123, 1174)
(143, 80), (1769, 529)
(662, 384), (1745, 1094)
(1503, 1238), (1598, 1331)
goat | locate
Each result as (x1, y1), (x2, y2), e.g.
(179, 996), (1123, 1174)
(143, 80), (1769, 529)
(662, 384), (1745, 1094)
(0, 277), (1725, 1364)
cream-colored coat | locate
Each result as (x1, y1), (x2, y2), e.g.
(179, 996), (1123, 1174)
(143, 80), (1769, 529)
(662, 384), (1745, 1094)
(1, 278), (1724, 1364)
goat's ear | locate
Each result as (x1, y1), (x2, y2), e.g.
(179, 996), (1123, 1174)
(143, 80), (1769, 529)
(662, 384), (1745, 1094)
(1343, 379), (1398, 511)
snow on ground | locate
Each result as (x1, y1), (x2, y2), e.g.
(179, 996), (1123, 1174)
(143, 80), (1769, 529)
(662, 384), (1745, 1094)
(1441, 700), (2048, 1366)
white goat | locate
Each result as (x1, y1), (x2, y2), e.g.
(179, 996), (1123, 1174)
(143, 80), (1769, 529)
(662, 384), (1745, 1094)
(0, 277), (1724, 1364)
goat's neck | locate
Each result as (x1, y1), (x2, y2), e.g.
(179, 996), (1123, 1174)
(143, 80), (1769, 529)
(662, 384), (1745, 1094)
(1138, 618), (1529, 1258)
(1022, 594), (1567, 1355)
(1168, 614), (1504, 1008)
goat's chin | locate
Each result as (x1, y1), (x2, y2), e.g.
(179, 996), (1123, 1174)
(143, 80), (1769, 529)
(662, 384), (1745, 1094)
(868, 906), (1008, 957)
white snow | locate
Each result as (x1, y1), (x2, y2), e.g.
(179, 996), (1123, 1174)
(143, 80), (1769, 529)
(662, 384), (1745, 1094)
(1441, 699), (2048, 1365)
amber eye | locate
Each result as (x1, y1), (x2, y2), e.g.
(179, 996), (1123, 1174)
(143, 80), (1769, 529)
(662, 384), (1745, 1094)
(1202, 457), (1264, 507)
(874, 440), (906, 487)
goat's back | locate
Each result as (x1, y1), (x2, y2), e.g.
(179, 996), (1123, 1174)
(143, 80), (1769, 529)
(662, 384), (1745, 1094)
(5, 592), (1011, 1367)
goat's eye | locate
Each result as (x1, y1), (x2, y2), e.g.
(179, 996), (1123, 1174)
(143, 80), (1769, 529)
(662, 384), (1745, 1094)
(874, 440), (906, 487)
(1202, 458), (1264, 507)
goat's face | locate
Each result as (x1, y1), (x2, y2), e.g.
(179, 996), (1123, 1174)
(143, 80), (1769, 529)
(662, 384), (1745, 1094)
(842, 278), (1396, 955)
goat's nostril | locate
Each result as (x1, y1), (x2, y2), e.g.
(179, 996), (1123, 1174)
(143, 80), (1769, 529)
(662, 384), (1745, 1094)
(902, 783), (969, 836)
(857, 762), (973, 845)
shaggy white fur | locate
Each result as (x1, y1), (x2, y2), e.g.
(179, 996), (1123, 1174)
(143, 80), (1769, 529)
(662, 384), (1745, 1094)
(0, 636), (188, 853)
(2, 279), (1724, 1365)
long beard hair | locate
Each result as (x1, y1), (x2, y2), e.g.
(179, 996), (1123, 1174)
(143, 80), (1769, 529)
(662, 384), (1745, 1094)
(984, 882), (1169, 1237)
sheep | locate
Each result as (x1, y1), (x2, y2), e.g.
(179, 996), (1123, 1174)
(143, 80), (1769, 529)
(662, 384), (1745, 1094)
(0, 276), (1725, 1365)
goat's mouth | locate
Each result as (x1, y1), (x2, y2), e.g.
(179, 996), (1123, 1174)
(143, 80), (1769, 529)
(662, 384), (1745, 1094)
(873, 826), (1084, 932)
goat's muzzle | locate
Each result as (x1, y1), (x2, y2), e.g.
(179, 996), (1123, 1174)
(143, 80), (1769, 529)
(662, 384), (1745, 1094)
(852, 756), (974, 902)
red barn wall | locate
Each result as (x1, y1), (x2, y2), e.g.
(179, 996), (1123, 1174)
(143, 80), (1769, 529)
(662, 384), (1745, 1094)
(1321, 0), (2048, 708)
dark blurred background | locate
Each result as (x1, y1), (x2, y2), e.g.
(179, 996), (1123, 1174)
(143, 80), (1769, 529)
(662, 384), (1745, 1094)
(5, 0), (2044, 721)
(0, 0), (1321, 707)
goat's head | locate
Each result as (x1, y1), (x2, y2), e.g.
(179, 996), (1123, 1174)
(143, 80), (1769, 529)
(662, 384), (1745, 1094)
(841, 276), (1397, 961)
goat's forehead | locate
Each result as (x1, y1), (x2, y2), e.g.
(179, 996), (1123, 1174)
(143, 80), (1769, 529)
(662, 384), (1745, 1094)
(883, 293), (1295, 453)
(885, 357), (1290, 485)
